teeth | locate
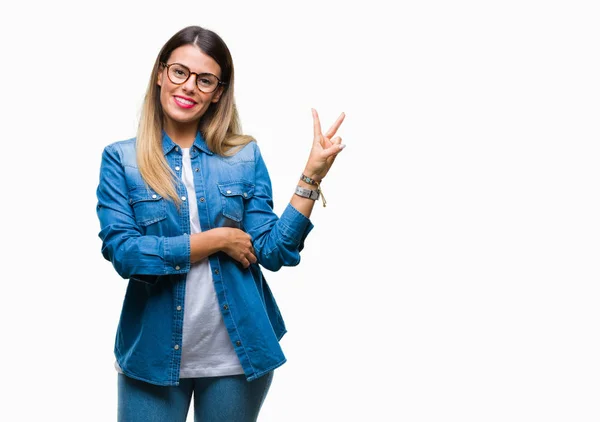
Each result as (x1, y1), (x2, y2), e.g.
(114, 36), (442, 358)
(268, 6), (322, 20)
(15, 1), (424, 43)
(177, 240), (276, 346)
(176, 97), (194, 105)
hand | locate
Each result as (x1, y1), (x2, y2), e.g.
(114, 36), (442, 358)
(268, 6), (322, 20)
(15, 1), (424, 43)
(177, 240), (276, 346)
(218, 228), (257, 268)
(303, 108), (346, 182)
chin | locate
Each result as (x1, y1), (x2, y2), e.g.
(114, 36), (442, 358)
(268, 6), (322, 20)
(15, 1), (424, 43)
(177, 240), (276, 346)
(165, 109), (200, 125)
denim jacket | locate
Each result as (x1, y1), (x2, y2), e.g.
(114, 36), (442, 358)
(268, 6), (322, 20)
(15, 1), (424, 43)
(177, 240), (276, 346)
(96, 132), (313, 386)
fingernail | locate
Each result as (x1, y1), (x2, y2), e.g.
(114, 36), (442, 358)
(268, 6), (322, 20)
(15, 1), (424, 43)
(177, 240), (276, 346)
(339, 144), (346, 149)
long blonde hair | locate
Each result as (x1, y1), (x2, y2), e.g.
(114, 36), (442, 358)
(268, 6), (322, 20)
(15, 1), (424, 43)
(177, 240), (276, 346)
(136, 26), (254, 204)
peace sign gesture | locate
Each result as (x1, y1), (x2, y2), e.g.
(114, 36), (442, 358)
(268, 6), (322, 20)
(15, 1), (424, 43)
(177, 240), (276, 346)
(302, 108), (346, 183)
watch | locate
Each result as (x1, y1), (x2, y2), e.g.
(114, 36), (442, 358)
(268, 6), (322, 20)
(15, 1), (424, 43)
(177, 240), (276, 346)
(295, 185), (320, 200)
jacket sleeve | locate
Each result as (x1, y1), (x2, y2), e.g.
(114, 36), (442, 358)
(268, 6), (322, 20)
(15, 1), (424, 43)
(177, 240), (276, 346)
(96, 144), (190, 284)
(244, 143), (314, 272)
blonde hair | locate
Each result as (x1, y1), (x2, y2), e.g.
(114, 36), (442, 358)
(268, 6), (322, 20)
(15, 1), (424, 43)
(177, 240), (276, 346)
(136, 26), (254, 204)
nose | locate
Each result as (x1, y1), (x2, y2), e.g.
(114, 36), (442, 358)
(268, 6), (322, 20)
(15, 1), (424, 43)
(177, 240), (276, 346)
(182, 73), (197, 93)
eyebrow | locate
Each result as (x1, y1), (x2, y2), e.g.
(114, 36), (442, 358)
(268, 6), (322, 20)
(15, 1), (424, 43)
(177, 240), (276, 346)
(168, 62), (220, 77)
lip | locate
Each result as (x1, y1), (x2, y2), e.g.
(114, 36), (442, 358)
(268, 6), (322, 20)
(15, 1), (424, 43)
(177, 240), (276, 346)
(173, 95), (197, 109)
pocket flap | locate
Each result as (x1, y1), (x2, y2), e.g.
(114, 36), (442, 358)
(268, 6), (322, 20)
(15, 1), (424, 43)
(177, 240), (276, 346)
(129, 187), (164, 205)
(217, 181), (255, 199)
(128, 186), (166, 227)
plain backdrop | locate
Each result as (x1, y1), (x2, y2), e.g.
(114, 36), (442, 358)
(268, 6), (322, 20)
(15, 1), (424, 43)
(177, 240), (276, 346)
(1, 0), (599, 421)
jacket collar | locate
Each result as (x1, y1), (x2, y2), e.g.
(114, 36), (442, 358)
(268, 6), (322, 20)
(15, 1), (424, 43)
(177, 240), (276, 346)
(162, 131), (214, 156)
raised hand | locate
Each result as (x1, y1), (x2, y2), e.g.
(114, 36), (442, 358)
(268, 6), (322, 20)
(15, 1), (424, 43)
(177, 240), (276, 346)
(302, 109), (346, 182)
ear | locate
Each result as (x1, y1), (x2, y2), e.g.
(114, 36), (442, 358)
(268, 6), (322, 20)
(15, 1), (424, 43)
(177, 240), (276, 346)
(156, 65), (163, 87)
(211, 86), (224, 103)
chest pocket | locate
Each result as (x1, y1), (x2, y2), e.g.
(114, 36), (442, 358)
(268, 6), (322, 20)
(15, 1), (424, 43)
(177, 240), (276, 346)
(128, 187), (167, 227)
(217, 181), (255, 222)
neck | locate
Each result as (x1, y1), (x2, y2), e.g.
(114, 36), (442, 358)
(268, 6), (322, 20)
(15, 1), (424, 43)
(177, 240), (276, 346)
(164, 119), (198, 148)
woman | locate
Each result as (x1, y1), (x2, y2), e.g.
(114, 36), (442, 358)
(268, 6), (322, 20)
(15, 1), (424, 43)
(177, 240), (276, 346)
(96, 25), (345, 421)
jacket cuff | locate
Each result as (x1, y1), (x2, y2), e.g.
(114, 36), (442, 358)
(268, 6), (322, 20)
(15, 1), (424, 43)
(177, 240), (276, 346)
(163, 233), (191, 273)
(279, 204), (314, 244)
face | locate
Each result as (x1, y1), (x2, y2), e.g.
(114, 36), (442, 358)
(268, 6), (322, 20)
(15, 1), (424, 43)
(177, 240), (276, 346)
(157, 44), (224, 129)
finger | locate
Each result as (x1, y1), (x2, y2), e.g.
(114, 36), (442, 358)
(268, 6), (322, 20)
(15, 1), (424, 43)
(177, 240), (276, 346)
(323, 136), (345, 154)
(320, 134), (338, 149)
(312, 108), (322, 140)
(324, 112), (346, 139)
(238, 251), (252, 268)
(322, 143), (346, 159)
(319, 135), (329, 149)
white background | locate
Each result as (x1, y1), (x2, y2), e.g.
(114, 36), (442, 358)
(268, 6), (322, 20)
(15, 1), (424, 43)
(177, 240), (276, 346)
(1, 0), (599, 421)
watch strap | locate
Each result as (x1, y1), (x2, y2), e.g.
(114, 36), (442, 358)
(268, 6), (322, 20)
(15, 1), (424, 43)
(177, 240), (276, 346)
(295, 185), (320, 200)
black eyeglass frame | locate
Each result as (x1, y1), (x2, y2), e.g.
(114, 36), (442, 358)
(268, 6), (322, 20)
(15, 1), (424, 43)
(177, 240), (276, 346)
(160, 62), (227, 93)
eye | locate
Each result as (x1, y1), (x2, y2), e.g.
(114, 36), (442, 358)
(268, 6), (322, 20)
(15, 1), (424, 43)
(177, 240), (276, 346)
(197, 74), (218, 88)
(168, 64), (189, 81)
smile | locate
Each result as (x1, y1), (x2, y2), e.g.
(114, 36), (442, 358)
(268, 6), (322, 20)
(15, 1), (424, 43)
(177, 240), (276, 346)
(173, 96), (197, 108)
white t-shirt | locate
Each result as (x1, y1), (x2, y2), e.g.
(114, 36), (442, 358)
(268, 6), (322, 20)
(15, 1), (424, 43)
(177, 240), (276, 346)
(178, 147), (244, 378)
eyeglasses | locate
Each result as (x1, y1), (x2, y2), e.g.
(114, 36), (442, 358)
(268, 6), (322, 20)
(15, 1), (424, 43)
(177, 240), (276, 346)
(160, 62), (226, 93)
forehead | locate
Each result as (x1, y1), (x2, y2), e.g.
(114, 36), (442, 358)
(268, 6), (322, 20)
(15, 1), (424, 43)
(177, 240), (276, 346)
(168, 45), (221, 77)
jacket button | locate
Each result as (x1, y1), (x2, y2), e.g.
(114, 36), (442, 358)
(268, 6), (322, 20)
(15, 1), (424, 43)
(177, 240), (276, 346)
(195, 168), (199, 172)
(236, 341), (241, 347)
(223, 304), (229, 310)
(214, 269), (219, 275)
(177, 305), (182, 311)
(175, 265), (180, 270)
(175, 166), (180, 171)
(174, 344), (180, 350)
(200, 197), (205, 202)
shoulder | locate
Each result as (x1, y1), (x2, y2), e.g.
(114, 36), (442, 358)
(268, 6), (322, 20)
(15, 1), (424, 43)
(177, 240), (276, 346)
(103, 137), (136, 154)
(102, 137), (137, 167)
(218, 140), (261, 164)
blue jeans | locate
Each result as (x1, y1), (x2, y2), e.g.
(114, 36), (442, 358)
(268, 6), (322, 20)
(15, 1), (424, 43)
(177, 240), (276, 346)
(117, 372), (274, 422)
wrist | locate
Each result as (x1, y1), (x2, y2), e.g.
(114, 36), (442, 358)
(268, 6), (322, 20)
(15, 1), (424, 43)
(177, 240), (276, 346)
(294, 185), (320, 201)
(298, 173), (328, 208)
(298, 179), (315, 189)
(211, 228), (228, 251)
(300, 171), (322, 186)
(302, 169), (322, 183)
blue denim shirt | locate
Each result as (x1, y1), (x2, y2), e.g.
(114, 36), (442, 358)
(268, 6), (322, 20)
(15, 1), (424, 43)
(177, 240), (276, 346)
(96, 132), (313, 386)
